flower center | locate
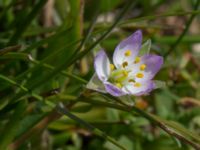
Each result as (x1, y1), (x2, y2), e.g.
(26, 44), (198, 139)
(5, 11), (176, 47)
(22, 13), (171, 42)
(109, 68), (129, 87)
(109, 59), (147, 89)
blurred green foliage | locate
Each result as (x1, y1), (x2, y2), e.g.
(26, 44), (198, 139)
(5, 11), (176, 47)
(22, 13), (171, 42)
(0, 0), (200, 150)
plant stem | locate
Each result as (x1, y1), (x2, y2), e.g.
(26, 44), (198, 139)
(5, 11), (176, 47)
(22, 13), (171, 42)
(120, 10), (200, 25)
(0, 45), (21, 56)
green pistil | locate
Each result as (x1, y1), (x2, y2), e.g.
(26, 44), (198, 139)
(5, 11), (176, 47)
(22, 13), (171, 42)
(109, 69), (129, 86)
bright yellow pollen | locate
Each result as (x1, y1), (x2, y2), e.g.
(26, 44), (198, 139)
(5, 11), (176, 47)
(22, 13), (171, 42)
(122, 70), (128, 77)
(122, 61), (128, 68)
(134, 82), (141, 87)
(116, 83), (122, 88)
(140, 64), (146, 71)
(134, 57), (140, 63)
(110, 64), (115, 71)
(136, 73), (144, 78)
(125, 50), (131, 56)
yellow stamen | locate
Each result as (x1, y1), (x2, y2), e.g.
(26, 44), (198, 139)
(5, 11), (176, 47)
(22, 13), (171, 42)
(110, 64), (115, 71)
(116, 83), (122, 88)
(136, 73), (144, 78)
(134, 82), (141, 87)
(134, 57), (140, 64)
(124, 50), (131, 56)
(122, 61), (128, 68)
(140, 64), (146, 71)
(122, 70), (128, 77)
(128, 79), (135, 83)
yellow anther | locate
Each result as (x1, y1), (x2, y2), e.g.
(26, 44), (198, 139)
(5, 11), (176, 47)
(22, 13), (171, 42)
(134, 57), (140, 64)
(116, 83), (122, 88)
(124, 50), (131, 56)
(122, 61), (128, 68)
(134, 82), (141, 87)
(110, 64), (115, 71)
(122, 70), (128, 77)
(140, 64), (146, 71)
(128, 79), (135, 83)
(136, 73), (144, 78)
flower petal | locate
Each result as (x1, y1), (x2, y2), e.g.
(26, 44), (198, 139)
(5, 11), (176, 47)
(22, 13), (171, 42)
(139, 54), (163, 80)
(94, 50), (110, 81)
(113, 30), (142, 68)
(127, 54), (163, 82)
(104, 82), (126, 97)
(123, 80), (155, 96)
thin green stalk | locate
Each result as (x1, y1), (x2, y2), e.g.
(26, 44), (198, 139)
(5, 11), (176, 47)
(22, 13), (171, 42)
(0, 74), (58, 110)
(0, 45), (21, 56)
(0, 74), (43, 101)
(164, 1), (200, 57)
(153, 35), (200, 44)
(71, 4), (100, 57)
(56, 102), (127, 150)
(120, 10), (200, 26)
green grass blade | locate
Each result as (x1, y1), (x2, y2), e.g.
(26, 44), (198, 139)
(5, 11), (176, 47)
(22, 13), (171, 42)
(0, 101), (26, 150)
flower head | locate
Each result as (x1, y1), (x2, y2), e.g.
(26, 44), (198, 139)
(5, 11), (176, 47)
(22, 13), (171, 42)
(89, 30), (163, 97)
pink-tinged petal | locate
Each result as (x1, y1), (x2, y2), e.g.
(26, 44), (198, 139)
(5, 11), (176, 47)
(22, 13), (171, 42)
(113, 30), (142, 68)
(139, 54), (163, 81)
(123, 80), (155, 96)
(94, 50), (110, 81)
(104, 82), (126, 97)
